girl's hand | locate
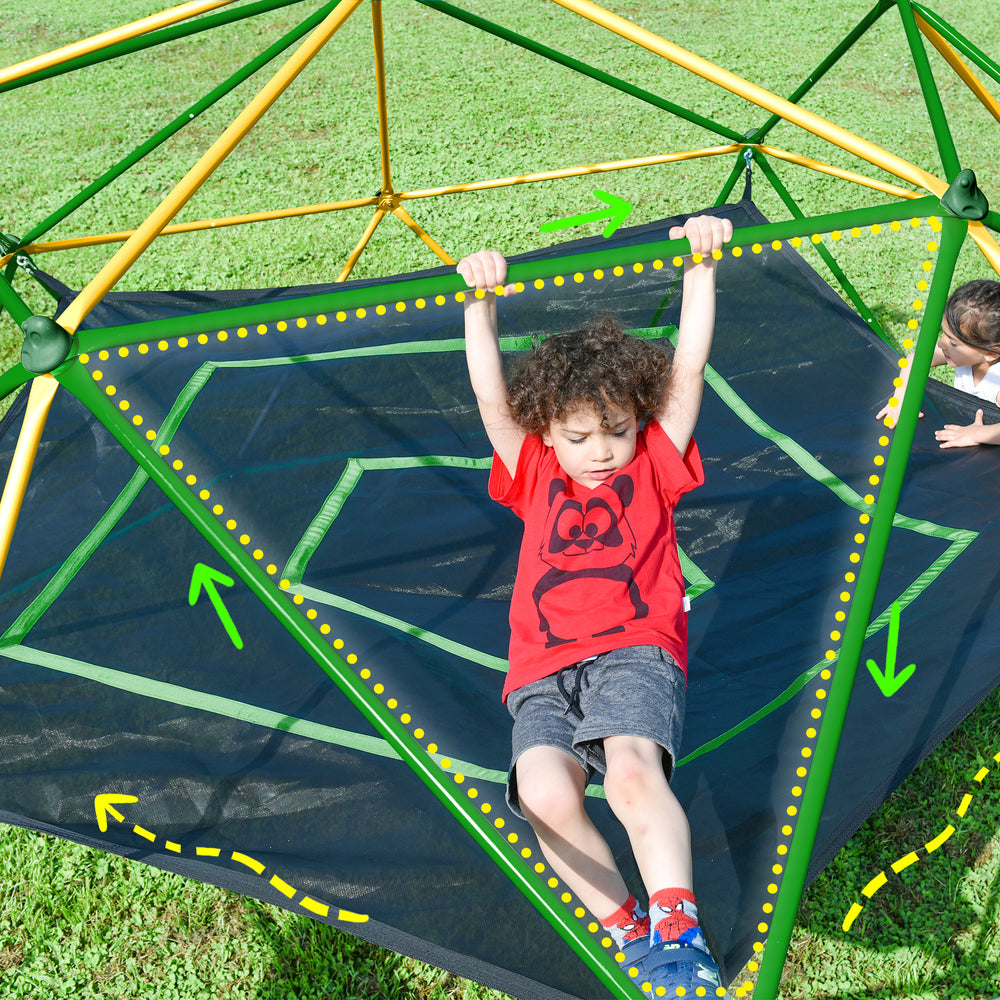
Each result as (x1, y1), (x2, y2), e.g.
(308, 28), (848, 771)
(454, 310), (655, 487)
(876, 401), (923, 426)
(936, 409), (988, 448)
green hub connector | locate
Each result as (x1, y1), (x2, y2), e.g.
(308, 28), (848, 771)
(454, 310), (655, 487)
(941, 168), (989, 220)
(21, 316), (74, 375)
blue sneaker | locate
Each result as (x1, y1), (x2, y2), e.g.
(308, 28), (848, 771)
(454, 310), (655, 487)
(615, 933), (650, 988)
(640, 929), (732, 999)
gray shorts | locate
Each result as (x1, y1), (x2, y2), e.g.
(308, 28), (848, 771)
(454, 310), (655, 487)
(505, 645), (685, 818)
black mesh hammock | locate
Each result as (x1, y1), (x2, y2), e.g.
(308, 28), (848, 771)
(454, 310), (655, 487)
(1, 201), (999, 999)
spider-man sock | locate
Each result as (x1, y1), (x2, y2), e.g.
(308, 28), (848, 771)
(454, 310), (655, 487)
(648, 887), (705, 949)
(599, 893), (650, 951)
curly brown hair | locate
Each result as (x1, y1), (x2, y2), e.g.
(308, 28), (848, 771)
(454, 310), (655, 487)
(506, 316), (672, 435)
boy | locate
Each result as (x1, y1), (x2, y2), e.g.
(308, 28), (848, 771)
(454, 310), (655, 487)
(458, 215), (732, 998)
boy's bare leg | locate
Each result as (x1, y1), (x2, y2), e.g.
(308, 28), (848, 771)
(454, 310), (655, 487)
(515, 744), (630, 918)
(602, 735), (693, 893)
(603, 735), (730, 995)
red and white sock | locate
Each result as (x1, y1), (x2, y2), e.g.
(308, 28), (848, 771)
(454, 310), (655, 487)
(599, 893), (650, 951)
(648, 887), (702, 947)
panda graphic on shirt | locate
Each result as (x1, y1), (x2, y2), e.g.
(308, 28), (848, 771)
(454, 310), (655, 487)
(530, 474), (648, 646)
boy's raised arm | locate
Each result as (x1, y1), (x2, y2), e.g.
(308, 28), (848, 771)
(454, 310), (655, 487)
(657, 215), (733, 455)
(457, 251), (525, 477)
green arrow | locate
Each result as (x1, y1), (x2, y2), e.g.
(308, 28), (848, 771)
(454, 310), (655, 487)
(189, 563), (244, 650)
(539, 189), (633, 238)
(866, 601), (915, 697)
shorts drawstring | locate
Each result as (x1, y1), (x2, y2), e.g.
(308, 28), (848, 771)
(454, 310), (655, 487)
(556, 664), (586, 721)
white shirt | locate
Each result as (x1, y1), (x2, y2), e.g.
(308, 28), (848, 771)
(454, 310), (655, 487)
(954, 364), (1000, 405)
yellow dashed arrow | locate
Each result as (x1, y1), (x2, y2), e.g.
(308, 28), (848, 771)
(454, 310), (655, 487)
(843, 752), (997, 931)
(92, 791), (367, 924)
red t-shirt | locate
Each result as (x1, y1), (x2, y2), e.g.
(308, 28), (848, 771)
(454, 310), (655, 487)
(489, 420), (704, 701)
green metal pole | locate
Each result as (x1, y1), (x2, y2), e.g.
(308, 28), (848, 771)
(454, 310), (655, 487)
(0, 271), (33, 328)
(752, 211), (966, 1000)
(54, 358), (642, 1000)
(417, 0), (745, 142)
(0, 363), (32, 403)
(896, 0), (962, 182)
(75, 194), (943, 355)
(751, 149), (888, 341)
(911, 2), (1000, 88)
(14, 1), (346, 251)
(0, 0), (312, 94)
(713, 151), (749, 207)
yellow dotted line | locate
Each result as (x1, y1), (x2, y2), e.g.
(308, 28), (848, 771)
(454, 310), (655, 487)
(739, 218), (939, 998)
(481, 227), (935, 313)
(842, 749), (1000, 932)
(638, 987), (728, 997)
(732, 530), (848, 992)
(883, 219), (942, 424)
(639, 983), (728, 997)
(484, 233), (876, 301)
(80, 221), (939, 397)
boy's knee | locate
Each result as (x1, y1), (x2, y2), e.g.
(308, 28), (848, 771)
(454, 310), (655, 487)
(515, 754), (585, 830)
(519, 784), (572, 832)
(603, 742), (667, 809)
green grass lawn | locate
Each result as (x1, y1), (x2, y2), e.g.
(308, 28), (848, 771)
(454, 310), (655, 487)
(1, 1), (999, 998)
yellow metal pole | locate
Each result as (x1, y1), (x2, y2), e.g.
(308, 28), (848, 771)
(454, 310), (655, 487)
(968, 222), (1000, 278)
(1, 194), (381, 268)
(550, 0), (946, 197)
(753, 145), (920, 200)
(0, 1), (233, 88)
(337, 208), (388, 282)
(399, 146), (743, 200)
(371, 1), (393, 196)
(56, 0), (364, 335)
(3, 148), (739, 270)
(0, 376), (59, 580)
(915, 13), (1000, 127)
(391, 204), (456, 265)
